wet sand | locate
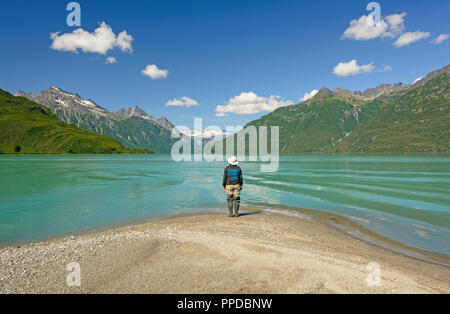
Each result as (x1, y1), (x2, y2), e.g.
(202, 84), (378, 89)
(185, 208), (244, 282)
(0, 210), (449, 294)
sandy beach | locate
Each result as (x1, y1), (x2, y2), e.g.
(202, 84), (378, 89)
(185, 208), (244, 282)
(0, 209), (449, 294)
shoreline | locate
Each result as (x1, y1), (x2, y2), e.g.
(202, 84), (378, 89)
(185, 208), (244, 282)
(261, 205), (450, 267)
(1, 207), (449, 293)
(1, 205), (448, 267)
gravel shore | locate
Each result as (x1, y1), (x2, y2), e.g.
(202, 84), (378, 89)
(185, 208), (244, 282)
(1, 211), (449, 294)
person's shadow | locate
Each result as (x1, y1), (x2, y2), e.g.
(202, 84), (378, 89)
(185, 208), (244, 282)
(236, 211), (260, 217)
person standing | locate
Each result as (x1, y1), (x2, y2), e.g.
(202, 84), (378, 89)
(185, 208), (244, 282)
(222, 156), (243, 217)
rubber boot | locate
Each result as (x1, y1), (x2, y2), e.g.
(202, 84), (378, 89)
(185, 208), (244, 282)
(227, 195), (233, 217)
(233, 197), (240, 217)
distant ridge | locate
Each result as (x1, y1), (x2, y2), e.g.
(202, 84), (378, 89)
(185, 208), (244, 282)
(311, 82), (410, 104)
(0, 89), (152, 154)
(113, 105), (174, 130)
(244, 64), (450, 153)
(17, 87), (176, 153)
(412, 64), (450, 87)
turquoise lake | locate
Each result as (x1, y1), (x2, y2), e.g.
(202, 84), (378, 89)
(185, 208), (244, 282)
(0, 155), (449, 255)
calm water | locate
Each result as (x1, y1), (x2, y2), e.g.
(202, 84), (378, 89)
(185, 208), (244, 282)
(0, 155), (449, 255)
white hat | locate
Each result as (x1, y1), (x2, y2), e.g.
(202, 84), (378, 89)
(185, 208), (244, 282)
(228, 156), (239, 166)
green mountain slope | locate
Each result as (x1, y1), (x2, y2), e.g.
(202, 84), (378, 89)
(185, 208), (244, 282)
(0, 89), (152, 154)
(337, 73), (450, 152)
(117, 117), (176, 153)
(243, 66), (449, 154)
(17, 87), (175, 153)
(246, 91), (370, 153)
(56, 110), (175, 153)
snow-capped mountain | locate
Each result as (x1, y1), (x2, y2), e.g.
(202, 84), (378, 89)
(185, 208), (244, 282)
(17, 86), (110, 116)
(16, 87), (176, 153)
(113, 106), (174, 130)
(179, 129), (236, 138)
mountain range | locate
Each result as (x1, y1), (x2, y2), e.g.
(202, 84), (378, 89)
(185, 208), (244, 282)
(244, 64), (449, 153)
(16, 87), (176, 153)
(7, 64), (450, 155)
(0, 89), (151, 154)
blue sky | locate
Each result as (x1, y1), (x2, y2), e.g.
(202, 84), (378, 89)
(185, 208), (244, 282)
(0, 0), (449, 128)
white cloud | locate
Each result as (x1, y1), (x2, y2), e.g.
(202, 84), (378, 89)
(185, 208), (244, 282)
(50, 22), (134, 55)
(341, 13), (406, 41)
(342, 12), (432, 48)
(342, 15), (389, 40)
(394, 31), (430, 47)
(105, 57), (117, 64)
(381, 64), (392, 72)
(141, 64), (169, 80)
(116, 31), (133, 52)
(432, 34), (449, 44)
(333, 60), (375, 77)
(413, 76), (424, 84)
(385, 13), (407, 37)
(165, 97), (199, 108)
(301, 89), (319, 102)
(215, 92), (293, 116)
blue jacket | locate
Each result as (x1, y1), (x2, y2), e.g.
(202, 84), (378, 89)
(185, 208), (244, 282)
(223, 165), (243, 187)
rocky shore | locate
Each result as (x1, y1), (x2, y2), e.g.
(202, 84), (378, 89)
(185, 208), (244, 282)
(1, 211), (449, 294)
